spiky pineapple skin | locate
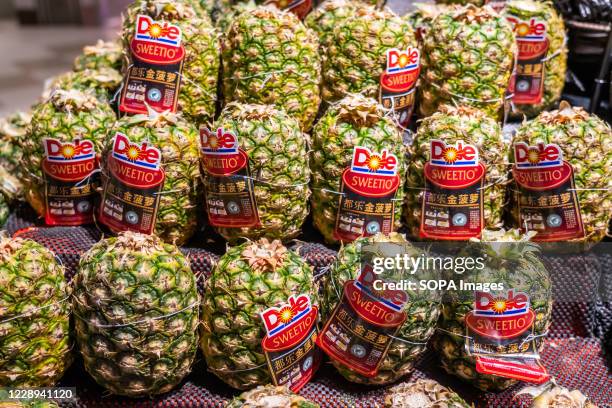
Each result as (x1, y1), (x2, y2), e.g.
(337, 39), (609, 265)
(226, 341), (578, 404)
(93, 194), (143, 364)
(0, 238), (71, 387)
(73, 232), (199, 397)
(321, 6), (416, 103)
(0, 195), (8, 227)
(0, 112), (30, 200)
(23, 91), (115, 219)
(305, 0), (359, 49)
(201, 239), (318, 390)
(433, 230), (552, 391)
(385, 379), (470, 408)
(404, 3), (453, 46)
(310, 94), (405, 244)
(419, 5), (516, 120)
(503, 0), (567, 119)
(122, 0), (220, 124)
(405, 105), (507, 239)
(226, 385), (320, 408)
(222, 6), (321, 131)
(211, 103), (311, 243)
(73, 40), (123, 72)
(44, 68), (123, 102)
(510, 104), (612, 243)
(102, 113), (200, 246)
(322, 233), (441, 385)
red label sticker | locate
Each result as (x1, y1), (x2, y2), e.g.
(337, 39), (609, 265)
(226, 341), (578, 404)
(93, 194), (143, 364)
(380, 48), (420, 129)
(119, 15), (185, 115)
(200, 127), (260, 228)
(465, 288), (549, 383)
(333, 147), (401, 242)
(317, 267), (407, 377)
(99, 133), (165, 235)
(261, 295), (320, 392)
(264, 0), (312, 19)
(512, 142), (584, 241)
(507, 17), (549, 105)
(420, 140), (486, 240)
(42, 138), (99, 226)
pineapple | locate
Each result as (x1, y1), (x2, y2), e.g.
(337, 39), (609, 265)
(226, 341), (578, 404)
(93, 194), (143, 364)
(0, 237), (71, 387)
(222, 6), (321, 131)
(531, 386), (598, 408)
(321, 232), (441, 385)
(310, 94), (405, 244)
(226, 385), (320, 408)
(385, 379), (471, 407)
(201, 238), (318, 390)
(206, 103), (311, 243)
(73, 39), (122, 72)
(22, 90), (115, 220)
(433, 229), (552, 391)
(404, 3), (452, 45)
(510, 102), (612, 243)
(404, 105), (507, 240)
(503, 0), (568, 119)
(436, 0), (486, 5)
(305, 0), (359, 49)
(419, 5), (516, 120)
(43, 68), (123, 102)
(0, 195), (7, 227)
(100, 111), (200, 245)
(122, 0), (220, 124)
(0, 112), (30, 199)
(73, 232), (199, 397)
(320, 5), (416, 103)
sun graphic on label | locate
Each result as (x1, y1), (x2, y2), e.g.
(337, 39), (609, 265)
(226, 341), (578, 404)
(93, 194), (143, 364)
(442, 147), (459, 164)
(366, 155), (382, 171)
(527, 148), (541, 165)
(515, 22), (531, 36)
(279, 307), (295, 325)
(207, 135), (219, 150)
(492, 298), (508, 314)
(127, 145), (143, 161)
(61, 145), (76, 159)
(148, 23), (166, 39)
(398, 54), (410, 68)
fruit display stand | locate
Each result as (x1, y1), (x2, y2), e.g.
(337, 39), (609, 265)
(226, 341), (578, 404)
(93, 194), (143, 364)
(5, 205), (611, 408)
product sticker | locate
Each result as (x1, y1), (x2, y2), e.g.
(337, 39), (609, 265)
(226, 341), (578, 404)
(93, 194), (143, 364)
(99, 133), (165, 235)
(261, 294), (320, 392)
(512, 142), (584, 241)
(200, 127), (260, 228)
(317, 262), (408, 377)
(41, 138), (99, 226)
(466, 289), (549, 384)
(333, 146), (401, 242)
(507, 17), (549, 105)
(420, 140), (486, 240)
(264, 0), (312, 19)
(379, 48), (420, 129)
(119, 15), (185, 115)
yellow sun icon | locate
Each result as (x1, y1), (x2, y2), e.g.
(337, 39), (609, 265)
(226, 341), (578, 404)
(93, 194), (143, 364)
(208, 136), (219, 149)
(398, 54), (409, 68)
(148, 24), (163, 39)
(443, 147), (458, 164)
(516, 23), (530, 36)
(527, 148), (540, 165)
(61, 145), (76, 159)
(127, 146), (141, 161)
(367, 155), (382, 171)
(279, 307), (294, 324)
(492, 299), (507, 314)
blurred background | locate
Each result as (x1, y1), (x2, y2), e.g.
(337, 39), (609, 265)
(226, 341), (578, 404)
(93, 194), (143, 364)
(0, 0), (610, 118)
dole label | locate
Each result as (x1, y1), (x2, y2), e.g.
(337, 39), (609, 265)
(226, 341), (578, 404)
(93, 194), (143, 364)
(260, 295), (320, 392)
(512, 142), (584, 241)
(200, 127), (260, 228)
(333, 146), (401, 242)
(380, 48), (420, 128)
(42, 138), (99, 226)
(421, 140), (486, 240)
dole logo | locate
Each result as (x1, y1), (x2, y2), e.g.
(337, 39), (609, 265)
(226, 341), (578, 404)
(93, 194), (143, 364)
(351, 147), (398, 177)
(261, 295), (312, 337)
(112, 133), (162, 170)
(430, 139), (479, 166)
(473, 289), (530, 317)
(200, 127), (239, 154)
(355, 265), (408, 313)
(514, 142), (563, 168)
(44, 138), (95, 161)
(135, 15), (182, 47)
(506, 16), (547, 40)
(386, 48), (420, 74)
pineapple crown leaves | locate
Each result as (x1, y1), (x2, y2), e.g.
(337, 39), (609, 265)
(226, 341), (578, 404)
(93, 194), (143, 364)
(240, 238), (289, 273)
(468, 229), (540, 264)
(81, 39), (122, 57)
(515, 380), (596, 408)
(332, 94), (388, 128)
(124, 105), (180, 128)
(386, 379), (472, 408)
(48, 89), (99, 113)
(538, 101), (591, 125)
(133, 0), (194, 20)
(450, 4), (500, 24)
